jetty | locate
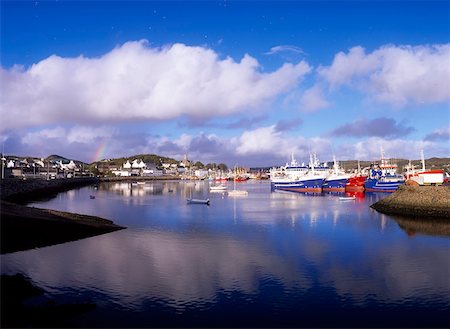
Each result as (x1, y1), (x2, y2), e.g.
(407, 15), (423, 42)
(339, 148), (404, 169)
(370, 185), (450, 219)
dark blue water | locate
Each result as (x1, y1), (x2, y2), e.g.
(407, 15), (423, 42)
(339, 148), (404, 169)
(2, 180), (449, 327)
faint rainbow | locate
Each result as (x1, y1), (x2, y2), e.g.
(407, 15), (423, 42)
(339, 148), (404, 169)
(92, 139), (108, 163)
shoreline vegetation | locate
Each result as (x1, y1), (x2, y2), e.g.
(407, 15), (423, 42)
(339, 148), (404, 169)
(370, 185), (450, 219)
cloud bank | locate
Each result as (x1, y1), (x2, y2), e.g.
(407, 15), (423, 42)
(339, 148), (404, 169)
(330, 117), (415, 138)
(318, 44), (450, 107)
(0, 40), (311, 133)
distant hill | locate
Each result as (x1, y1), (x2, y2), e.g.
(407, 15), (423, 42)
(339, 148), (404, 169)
(3, 154), (88, 166)
(335, 158), (450, 172)
(45, 154), (70, 162)
(91, 154), (179, 166)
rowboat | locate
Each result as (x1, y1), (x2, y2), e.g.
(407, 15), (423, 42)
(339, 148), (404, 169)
(210, 185), (227, 191)
(187, 198), (210, 205)
(228, 190), (248, 196)
(338, 196), (356, 201)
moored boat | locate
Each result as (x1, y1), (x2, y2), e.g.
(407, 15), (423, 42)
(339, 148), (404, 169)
(345, 160), (368, 192)
(323, 156), (350, 192)
(345, 175), (367, 192)
(187, 198), (210, 205)
(271, 153), (327, 193)
(404, 150), (445, 186)
(364, 149), (404, 192)
(209, 185), (227, 191)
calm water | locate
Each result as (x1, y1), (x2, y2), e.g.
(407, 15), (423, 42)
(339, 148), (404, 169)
(2, 180), (449, 328)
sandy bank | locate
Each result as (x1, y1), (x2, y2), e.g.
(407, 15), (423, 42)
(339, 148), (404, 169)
(370, 185), (450, 219)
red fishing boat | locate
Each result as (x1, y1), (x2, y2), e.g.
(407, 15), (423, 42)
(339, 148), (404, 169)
(345, 161), (367, 192)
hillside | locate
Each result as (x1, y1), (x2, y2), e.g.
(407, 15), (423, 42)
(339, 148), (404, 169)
(91, 154), (179, 166)
(335, 158), (450, 172)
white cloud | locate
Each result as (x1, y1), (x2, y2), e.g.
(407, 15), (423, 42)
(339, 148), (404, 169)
(424, 125), (450, 141)
(235, 125), (331, 162)
(338, 137), (445, 160)
(21, 127), (66, 145)
(300, 84), (330, 112)
(318, 44), (450, 107)
(265, 45), (306, 56)
(7, 124), (450, 165)
(0, 40), (311, 133)
(67, 126), (114, 144)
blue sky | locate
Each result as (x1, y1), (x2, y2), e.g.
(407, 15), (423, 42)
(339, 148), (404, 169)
(1, 0), (449, 166)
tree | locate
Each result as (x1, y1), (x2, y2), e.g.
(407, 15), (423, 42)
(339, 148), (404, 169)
(194, 161), (204, 168)
(217, 163), (228, 171)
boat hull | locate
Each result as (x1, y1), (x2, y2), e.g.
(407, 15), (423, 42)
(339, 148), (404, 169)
(323, 178), (348, 192)
(345, 175), (367, 192)
(364, 178), (404, 192)
(272, 178), (325, 193)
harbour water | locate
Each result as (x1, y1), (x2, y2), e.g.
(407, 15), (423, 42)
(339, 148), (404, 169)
(1, 180), (449, 327)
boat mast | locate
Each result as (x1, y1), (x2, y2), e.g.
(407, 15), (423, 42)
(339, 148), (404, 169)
(421, 149), (426, 171)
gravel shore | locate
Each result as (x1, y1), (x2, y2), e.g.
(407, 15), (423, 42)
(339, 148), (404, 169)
(370, 185), (450, 219)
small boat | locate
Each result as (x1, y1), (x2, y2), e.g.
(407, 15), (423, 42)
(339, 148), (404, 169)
(137, 181), (146, 185)
(339, 196), (356, 201)
(210, 185), (227, 191)
(90, 195), (96, 199)
(187, 198), (210, 205)
(228, 190), (248, 196)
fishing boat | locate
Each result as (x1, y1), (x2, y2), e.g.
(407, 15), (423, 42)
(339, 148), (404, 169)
(364, 149), (404, 192)
(345, 161), (368, 192)
(404, 150), (445, 186)
(323, 156), (350, 192)
(271, 153), (327, 193)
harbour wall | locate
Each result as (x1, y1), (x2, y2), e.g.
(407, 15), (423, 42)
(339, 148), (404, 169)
(1, 177), (99, 202)
(370, 185), (450, 219)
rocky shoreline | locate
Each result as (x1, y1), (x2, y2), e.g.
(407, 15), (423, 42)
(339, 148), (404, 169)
(0, 177), (125, 254)
(370, 185), (450, 219)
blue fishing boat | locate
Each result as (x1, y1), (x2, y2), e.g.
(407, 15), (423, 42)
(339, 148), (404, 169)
(271, 153), (327, 192)
(364, 149), (404, 192)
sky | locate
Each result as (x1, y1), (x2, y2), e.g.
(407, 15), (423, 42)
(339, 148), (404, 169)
(1, 0), (449, 167)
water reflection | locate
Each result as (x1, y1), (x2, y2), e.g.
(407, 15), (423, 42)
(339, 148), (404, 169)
(392, 216), (450, 238)
(2, 181), (448, 327)
(2, 224), (448, 310)
(2, 229), (309, 310)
